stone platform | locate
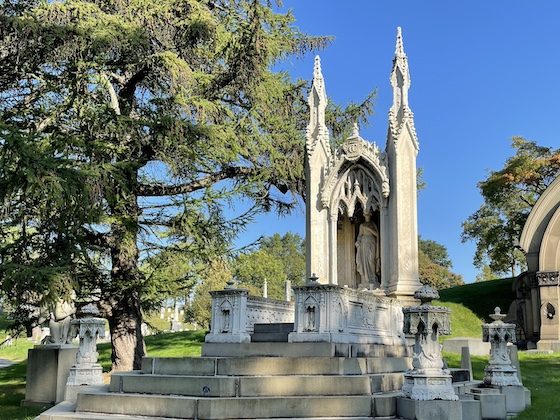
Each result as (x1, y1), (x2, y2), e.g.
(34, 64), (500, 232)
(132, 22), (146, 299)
(38, 341), (412, 419)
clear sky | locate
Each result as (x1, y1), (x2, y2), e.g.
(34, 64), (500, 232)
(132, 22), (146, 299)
(236, 1), (560, 282)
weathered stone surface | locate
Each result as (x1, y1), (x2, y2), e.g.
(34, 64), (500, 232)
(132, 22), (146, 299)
(197, 396), (373, 419)
(143, 356), (217, 376)
(397, 397), (462, 420)
(24, 346), (77, 405)
(76, 392), (196, 418)
(202, 342), (336, 357)
(443, 337), (490, 356)
(238, 375), (371, 397)
(217, 356), (367, 376)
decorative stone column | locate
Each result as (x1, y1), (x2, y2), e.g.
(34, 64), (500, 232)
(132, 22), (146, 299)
(205, 280), (251, 343)
(402, 285), (457, 401)
(482, 307), (521, 386)
(66, 303), (105, 388)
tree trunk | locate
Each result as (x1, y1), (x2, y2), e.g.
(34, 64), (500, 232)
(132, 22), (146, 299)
(108, 292), (145, 371)
(107, 166), (145, 371)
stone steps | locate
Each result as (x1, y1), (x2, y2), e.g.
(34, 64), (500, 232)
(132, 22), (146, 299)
(142, 356), (411, 376)
(72, 392), (402, 419)
(201, 342), (410, 358)
(109, 373), (405, 397)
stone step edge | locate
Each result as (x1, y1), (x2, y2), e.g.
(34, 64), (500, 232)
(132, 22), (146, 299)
(75, 392), (402, 419)
(115, 372), (405, 379)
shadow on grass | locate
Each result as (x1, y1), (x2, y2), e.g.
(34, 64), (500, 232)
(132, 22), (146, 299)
(0, 361), (46, 420)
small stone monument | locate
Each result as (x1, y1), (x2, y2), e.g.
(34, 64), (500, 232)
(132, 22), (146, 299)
(65, 302), (105, 400)
(397, 285), (460, 420)
(401, 285), (457, 401)
(482, 307), (521, 386)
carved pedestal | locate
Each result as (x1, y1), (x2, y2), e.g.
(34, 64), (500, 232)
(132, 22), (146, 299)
(288, 281), (405, 345)
(482, 307), (521, 387)
(401, 286), (457, 401)
(64, 304), (106, 402)
(205, 281), (294, 344)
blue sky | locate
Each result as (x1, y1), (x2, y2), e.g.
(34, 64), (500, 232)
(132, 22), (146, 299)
(236, 1), (560, 282)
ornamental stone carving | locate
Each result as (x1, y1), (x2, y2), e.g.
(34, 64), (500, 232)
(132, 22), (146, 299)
(402, 286), (457, 401)
(537, 271), (560, 286)
(66, 303), (105, 387)
(482, 307), (521, 386)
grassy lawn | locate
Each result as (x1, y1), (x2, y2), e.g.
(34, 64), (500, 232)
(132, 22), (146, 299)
(445, 351), (560, 419)
(0, 331), (205, 420)
(439, 278), (515, 321)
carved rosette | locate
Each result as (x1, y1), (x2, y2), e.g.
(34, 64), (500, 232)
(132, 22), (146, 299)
(482, 307), (521, 386)
(402, 286), (457, 401)
(537, 271), (560, 286)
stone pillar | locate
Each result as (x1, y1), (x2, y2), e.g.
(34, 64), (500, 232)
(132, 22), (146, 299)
(66, 303), (105, 389)
(401, 285), (457, 401)
(536, 271), (560, 351)
(263, 279), (268, 298)
(285, 280), (292, 301)
(205, 280), (251, 343)
(482, 307), (521, 386)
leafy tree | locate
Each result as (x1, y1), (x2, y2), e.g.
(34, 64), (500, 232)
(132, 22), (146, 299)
(187, 259), (230, 329)
(462, 137), (560, 277)
(418, 237), (463, 289)
(475, 265), (499, 282)
(418, 237), (452, 269)
(232, 232), (305, 300)
(0, 0), (334, 371)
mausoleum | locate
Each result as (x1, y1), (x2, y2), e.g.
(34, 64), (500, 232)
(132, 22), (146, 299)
(517, 174), (560, 351)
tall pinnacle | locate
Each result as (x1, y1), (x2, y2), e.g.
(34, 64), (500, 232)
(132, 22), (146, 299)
(395, 26), (406, 57)
(313, 55), (323, 81)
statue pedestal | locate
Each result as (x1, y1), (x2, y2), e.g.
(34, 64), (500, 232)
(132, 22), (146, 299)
(23, 345), (77, 405)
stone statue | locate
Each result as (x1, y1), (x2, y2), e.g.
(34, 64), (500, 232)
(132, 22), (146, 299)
(355, 213), (381, 288)
(42, 294), (76, 345)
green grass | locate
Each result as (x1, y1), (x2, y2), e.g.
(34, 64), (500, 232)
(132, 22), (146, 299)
(434, 300), (483, 339)
(97, 330), (205, 371)
(439, 278), (515, 321)
(0, 330), (205, 419)
(445, 351), (560, 419)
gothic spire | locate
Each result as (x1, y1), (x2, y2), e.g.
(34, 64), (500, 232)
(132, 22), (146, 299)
(307, 56), (330, 158)
(390, 26), (411, 115)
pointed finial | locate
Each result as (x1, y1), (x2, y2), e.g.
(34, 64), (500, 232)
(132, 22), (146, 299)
(313, 55), (323, 80)
(395, 26), (406, 57)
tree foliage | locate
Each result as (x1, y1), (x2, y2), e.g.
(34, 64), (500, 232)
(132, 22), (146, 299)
(418, 237), (463, 289)
(0, 0), (338, 371)
(462, 137), (560, 277)
(232, 232), (305, 300)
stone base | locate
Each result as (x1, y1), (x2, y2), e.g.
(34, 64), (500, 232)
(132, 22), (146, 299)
(64, 384), (105, 403)
(66, 364), (103, 386)
(288, 331), (403, 346)
(497, 385), (530, 414)
(204, 332), (251, 343)
(469, 387), (506, 419)
(536, 339), (560, 352)
(397, 397), (462, 420)
(483, 365), (520, 386)
(23, 345), (78, 405)
(402, 371), (458, 401)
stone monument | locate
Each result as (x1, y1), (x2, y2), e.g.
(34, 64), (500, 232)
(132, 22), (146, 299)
(65, 303), (106, 401)
(23, 296), (78, 405)
(304, 27), (421, 304)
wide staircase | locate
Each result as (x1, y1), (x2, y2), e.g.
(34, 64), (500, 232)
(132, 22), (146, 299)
(40, 327), (412, 420)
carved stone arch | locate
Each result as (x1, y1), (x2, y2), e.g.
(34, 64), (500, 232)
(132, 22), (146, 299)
(539, 203), (560, 272)
(303, 296), (319, 332)
(329, 163), (384, 218)
(321, 140), (389, 211)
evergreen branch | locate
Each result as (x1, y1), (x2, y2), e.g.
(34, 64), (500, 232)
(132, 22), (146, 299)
(136, 166), (254, 197)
